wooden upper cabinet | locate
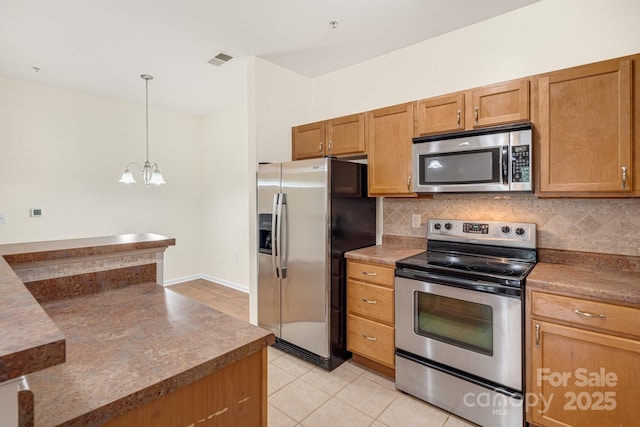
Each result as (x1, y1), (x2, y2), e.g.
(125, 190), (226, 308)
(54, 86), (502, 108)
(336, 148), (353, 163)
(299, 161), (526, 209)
(326, 113), (365, 157)
(366, 102), (416, 196)
(292, 121), (324, 160)
(415, 93), (464, 136)
(536, 58), (634, 196)
(292, 113), (365, 160)
(415, 78), (529, 137)
(471, 79), (530, 128)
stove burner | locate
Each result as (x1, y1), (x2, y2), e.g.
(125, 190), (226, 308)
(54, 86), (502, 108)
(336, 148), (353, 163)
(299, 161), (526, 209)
(467, 263), (514, 275)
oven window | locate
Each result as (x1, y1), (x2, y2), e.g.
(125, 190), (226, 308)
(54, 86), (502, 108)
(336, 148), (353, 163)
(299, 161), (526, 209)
(419, 148), (500, 184)
(414, 291), (493, 356)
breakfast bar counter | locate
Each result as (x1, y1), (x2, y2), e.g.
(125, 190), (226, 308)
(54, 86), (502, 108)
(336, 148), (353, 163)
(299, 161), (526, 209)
(27, 282), (274, 426)
(0, 234), (274, 426)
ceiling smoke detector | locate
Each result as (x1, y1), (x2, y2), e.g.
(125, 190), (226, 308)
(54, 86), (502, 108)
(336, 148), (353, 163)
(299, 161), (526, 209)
(207, 52), (234, 66)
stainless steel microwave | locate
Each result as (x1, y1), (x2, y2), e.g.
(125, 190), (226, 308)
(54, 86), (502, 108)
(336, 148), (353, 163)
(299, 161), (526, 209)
(412, 123), (532, 193)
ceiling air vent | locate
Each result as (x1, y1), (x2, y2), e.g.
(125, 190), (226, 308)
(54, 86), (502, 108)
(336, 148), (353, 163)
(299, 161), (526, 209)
(207, 52), (234, 66)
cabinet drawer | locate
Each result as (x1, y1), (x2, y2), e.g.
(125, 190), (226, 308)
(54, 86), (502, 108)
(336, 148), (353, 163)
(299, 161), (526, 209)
(531, 291), (640, 338)
(347, 314), (395, 368)
(347, 260), (394, 287)
(348, 280), (394, 324)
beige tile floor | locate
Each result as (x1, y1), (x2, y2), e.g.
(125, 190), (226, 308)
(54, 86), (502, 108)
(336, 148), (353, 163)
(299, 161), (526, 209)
(169, 280), (477, 427)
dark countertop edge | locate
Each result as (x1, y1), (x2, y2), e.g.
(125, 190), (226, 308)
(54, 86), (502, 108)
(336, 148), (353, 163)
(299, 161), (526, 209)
(0, 233), (176, 264)
(62, 335), (275, 426)
(0, 258), (66, 382)
(0, 234), (175, 383)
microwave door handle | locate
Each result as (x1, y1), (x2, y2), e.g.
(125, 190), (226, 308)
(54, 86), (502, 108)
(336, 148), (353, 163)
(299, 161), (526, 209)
(502, 145), (509, 185)
(271, 194), (280, 278)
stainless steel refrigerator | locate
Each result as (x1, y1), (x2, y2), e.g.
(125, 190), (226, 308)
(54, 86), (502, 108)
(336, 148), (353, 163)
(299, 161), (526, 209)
(257, 158), (376, 370)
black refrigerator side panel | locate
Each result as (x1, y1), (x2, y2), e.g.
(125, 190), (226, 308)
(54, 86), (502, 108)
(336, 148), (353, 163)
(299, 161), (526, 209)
(329, 160), (376, 364)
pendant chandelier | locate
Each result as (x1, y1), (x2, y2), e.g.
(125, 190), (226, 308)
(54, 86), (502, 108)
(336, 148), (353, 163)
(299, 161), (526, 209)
(118, 74), (166, 186)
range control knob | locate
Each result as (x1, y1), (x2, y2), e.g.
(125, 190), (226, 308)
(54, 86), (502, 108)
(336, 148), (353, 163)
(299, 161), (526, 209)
(434, 223), (441, 230)
(501, 226), (511, 234)
(444, 223), (452, 230)
(515, 227), (526, 236)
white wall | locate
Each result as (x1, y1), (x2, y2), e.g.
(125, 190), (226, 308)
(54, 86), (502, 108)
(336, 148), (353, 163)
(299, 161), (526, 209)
(200, 103), (250, 290)
(311, 0), (640, 119)
(247, 57), (312, 323)
(0, 76), (201, 281)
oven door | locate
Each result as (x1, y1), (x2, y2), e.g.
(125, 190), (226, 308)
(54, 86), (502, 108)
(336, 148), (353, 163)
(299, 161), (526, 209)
(395, 275), (522, 391)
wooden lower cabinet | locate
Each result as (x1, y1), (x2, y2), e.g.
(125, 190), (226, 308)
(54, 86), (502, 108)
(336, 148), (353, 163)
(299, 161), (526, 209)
(527, 291), (640, 427)
(347, 259), (396, 377)
(104, 348), (268, 427)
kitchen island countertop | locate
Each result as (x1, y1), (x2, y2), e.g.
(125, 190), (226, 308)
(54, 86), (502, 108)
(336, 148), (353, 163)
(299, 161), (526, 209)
(27, 282), (274, 426)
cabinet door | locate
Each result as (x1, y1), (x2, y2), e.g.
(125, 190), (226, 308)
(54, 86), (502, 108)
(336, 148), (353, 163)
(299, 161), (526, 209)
(326, 113), (365, 157)
(529, 320), (640, 427)
(471, 79), (529, 128)
(366, 102), (416, 196)
(415, 93), (464, 136)
(292, 121), (325, 160)
(537, 59), (633, 195)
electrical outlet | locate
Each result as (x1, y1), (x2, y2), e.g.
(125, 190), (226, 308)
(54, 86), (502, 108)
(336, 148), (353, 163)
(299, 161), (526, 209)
(30, 208), (43, 217)
(412, 214), (421, 228)
(0, 212), (6, 224)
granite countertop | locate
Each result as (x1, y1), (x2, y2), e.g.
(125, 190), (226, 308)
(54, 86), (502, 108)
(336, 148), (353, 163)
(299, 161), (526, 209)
(0, 234), (176, 383)
(26, 282), (275, 427)
(528, 262), (640, 306)
(0, 233), (176, 263)
(0, 257), (65, 382)
(345, 244), (424, 266)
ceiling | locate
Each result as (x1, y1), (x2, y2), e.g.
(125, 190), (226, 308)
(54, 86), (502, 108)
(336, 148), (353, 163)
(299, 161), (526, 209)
(0, 0), (541, 116)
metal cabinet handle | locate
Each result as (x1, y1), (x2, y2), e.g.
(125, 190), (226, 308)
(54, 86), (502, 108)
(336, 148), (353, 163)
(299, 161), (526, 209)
(362, 298), (378, 305)
(407, 176), (412, 191)
(328, 140), (333, 154)
(362, 334), (377, 342)
(622, 166), (628, 189)
(574, 308), (606, 319)
(474, 106), (479, 124)
(456, 109), (461, 128)
(362, 271), (377, 277)
(535, 324), (540, 347)
(319, 141), (323, 154)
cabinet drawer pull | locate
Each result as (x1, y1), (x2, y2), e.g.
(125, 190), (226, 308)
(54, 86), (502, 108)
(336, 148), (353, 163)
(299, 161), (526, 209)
(362, 271), (377, 277)
(407, 175), (412, 191)
(622, 166), (628, 189)
(319, 141), (323, 153)
(573, 308), (606, 319)
(535, 324), (540, 347)
(328, 140), (333, 154)
(362, 298), (377, 305)
(362, 334), (377, 342)
(456, 109), (461, 128)
(474, 106), (479, 124)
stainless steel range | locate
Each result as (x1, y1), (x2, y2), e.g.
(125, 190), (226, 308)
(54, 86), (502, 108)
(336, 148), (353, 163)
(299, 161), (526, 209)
(395, 219), (536, 427)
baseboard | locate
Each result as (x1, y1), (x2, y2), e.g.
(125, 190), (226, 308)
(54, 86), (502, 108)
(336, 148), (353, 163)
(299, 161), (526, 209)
(163, 274), (249, 294)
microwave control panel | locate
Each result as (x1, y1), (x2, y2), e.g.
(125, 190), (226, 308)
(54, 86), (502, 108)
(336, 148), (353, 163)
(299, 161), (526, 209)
(511, 145), (530, 183)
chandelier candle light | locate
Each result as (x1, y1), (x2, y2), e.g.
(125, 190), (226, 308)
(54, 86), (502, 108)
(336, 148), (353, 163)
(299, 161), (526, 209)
(118, 74), (166, 186)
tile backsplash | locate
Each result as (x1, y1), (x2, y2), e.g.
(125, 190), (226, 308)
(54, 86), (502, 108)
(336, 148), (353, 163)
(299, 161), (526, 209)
(383, 195), (640, 256)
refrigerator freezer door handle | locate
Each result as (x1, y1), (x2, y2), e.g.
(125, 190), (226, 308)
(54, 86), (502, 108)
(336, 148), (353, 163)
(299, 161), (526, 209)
(278, 193), (288, 278)
(272, 193), (280, 279)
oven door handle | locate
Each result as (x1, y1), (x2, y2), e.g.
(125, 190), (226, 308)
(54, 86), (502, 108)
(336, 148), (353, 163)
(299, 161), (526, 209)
(395, 268), (522, 298)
